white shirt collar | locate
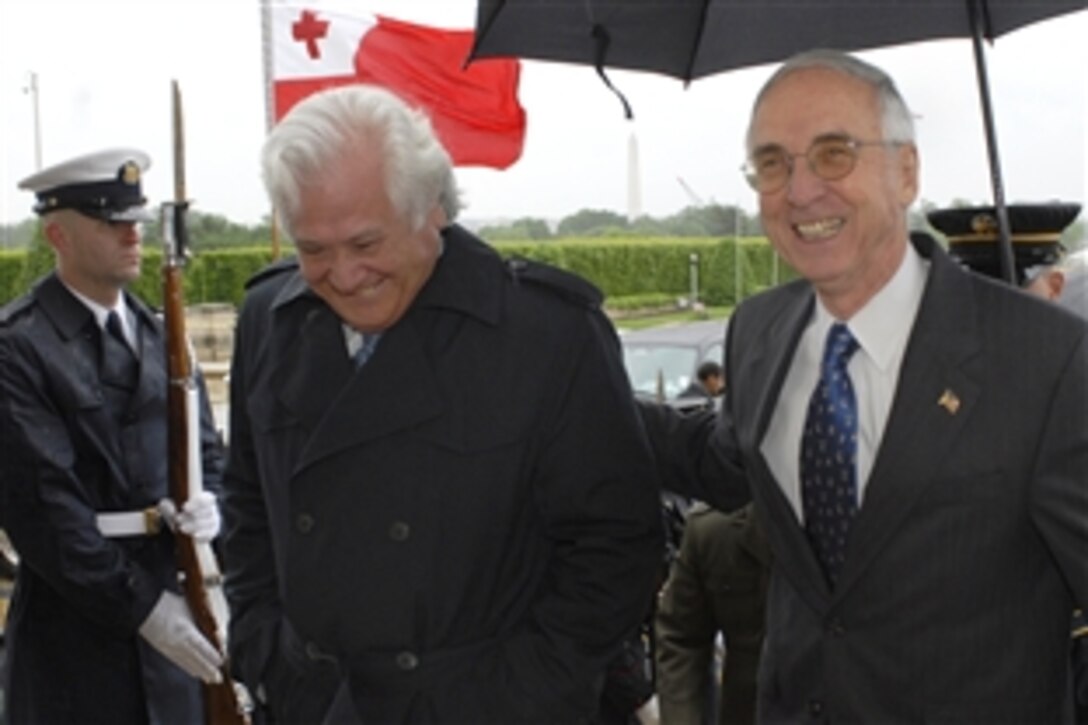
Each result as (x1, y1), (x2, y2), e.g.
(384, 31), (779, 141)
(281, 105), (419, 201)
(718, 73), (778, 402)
(811, 241), (929, 371)
(848, 242), (929, 372)
(62, 281), (134, 344)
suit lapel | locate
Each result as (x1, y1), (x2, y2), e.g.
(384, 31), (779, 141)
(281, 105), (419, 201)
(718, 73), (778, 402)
(273, 301), (355, 434)
(735, 286), (836, 605)
(295, 316), (443, 470)
(34, 275), (100, 395)
(736, 287), (813, 451)
(834, 240), (983, 598)
(266, 229), (497, 475)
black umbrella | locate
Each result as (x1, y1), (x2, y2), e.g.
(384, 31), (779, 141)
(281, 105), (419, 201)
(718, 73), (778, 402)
(469, 0), (1087, 284)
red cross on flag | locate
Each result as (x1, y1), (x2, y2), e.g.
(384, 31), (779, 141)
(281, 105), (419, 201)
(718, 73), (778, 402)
(269, 5), (526, 169)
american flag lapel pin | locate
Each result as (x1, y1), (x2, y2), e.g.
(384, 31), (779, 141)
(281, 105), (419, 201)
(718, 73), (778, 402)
(938, 389), (961, 415)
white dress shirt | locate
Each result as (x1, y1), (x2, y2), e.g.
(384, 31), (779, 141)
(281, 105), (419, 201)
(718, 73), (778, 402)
(760, 242), (930, 522)
(64, 283), (137, 350)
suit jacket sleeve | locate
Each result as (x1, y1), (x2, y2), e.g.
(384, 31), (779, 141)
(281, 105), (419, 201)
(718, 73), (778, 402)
(1029, 325), (1088, 608)
(637, 399), (752, 514)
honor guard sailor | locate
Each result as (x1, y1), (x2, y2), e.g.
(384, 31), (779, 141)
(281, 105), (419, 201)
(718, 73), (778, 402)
(0, 148), (226, 724)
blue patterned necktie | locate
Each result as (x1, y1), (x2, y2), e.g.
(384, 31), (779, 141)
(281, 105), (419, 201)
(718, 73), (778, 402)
(352, 332), (381, 368)
(800, 322), (860, 587)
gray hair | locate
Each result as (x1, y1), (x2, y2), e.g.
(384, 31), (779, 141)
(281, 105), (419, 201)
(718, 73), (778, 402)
(262, 84), (463, 233)
(746, 49), (916, 150)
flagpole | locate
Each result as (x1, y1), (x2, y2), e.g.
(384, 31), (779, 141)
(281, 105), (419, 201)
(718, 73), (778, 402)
(259, 0), (281, 259)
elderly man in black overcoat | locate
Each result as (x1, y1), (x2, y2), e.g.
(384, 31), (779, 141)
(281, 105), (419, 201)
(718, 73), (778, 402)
(221, 85), (664, 723)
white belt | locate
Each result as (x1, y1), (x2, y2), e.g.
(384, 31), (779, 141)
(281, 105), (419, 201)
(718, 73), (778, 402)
(96, 507), (163, 538)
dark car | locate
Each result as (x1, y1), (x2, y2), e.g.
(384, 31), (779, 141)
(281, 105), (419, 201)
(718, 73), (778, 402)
(619, 318), (729, 408)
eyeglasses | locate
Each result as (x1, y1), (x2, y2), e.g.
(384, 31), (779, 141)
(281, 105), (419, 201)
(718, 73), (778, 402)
(742, 135), (900, 194)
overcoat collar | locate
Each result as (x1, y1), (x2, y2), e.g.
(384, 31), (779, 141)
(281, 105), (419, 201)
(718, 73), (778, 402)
(34, 272), (160, 339)
(34, 273), (166, 410)
(266, 226), (505, 472)
(746, 234), (984, 604)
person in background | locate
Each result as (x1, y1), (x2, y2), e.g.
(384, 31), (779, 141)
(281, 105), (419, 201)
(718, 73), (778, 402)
(1057, 249), (1088, 320)
(927, 201), (1080, 302)
(678, 360), (725, 402)
(639, 49), (1087, 722)
(220, 84), (664, 723)
(929, 201), (1088, 725)
(0, 149), (225, 724)
(654, 501), (770, 725)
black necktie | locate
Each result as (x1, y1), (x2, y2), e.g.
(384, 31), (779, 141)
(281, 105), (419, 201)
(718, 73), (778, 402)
(101, 310), (138, 390)
(800, 322), (860, 586)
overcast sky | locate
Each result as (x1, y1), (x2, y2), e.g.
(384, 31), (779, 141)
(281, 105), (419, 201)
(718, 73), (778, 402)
(1, 1), (1085, 228)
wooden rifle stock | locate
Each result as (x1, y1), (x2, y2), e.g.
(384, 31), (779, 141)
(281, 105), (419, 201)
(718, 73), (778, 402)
(164, 80), (250, 725)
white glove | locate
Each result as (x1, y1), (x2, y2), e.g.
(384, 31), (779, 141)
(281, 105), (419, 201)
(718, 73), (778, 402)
(138, 591), (224, 684)
(158, 490), (221, 542)
(635, 695), (660, 725)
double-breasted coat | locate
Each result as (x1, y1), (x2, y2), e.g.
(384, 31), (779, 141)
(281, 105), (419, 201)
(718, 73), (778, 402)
(643, 233), (1088, 722)
(222, 226), (664, 723)
(0, 273), (224, 724)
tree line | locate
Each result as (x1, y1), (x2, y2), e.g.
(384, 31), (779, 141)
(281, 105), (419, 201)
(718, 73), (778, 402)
(1, 201), (1082, 250)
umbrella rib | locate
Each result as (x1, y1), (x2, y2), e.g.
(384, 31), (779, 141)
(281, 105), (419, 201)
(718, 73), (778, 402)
(682, 0), (713, 82)
(466, 0), (508, 67)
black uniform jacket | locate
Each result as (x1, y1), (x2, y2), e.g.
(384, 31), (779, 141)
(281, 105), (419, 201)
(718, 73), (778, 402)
(0, 273), (224, 724)
(222, 225), (664, 723)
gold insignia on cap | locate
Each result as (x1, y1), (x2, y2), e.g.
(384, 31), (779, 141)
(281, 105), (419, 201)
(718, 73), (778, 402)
(120, 161), (141, 186)
(969, 213), (999, 237)
(937, 389), (961, 415)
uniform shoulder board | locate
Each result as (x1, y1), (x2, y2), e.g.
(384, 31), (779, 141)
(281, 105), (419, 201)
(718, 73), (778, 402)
(506, 256), (603, 309)
(245, 256), (300, 290)
(0, 294), (35, 326)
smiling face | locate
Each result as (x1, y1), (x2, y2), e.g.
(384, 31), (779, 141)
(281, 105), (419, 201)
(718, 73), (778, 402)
(45, 210), (143, 306)
(287, 139), (444, 334)
(749, 67), (919, 318)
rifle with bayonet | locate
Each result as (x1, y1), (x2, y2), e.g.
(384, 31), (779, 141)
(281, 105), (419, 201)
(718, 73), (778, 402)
(162, 79), (251, 725)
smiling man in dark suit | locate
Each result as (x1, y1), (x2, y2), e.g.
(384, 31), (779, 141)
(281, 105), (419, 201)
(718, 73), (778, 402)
(641, 49), (1088, 722)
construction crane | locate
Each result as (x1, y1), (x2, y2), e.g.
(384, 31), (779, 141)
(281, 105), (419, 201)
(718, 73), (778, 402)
(676, 176), (704, 207)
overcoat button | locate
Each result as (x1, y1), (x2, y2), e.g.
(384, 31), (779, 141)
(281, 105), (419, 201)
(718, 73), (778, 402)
(388, 521), (410, 541)
(395, 651), (419, 671)
(296, 513), (314, 533)
(808, 699), (824, 717)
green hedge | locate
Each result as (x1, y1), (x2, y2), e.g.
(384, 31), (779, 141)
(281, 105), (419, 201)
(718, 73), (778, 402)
(0, 237), (794, 310)
(495, 236), (796, 306)
(0, 251), (23, 303)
